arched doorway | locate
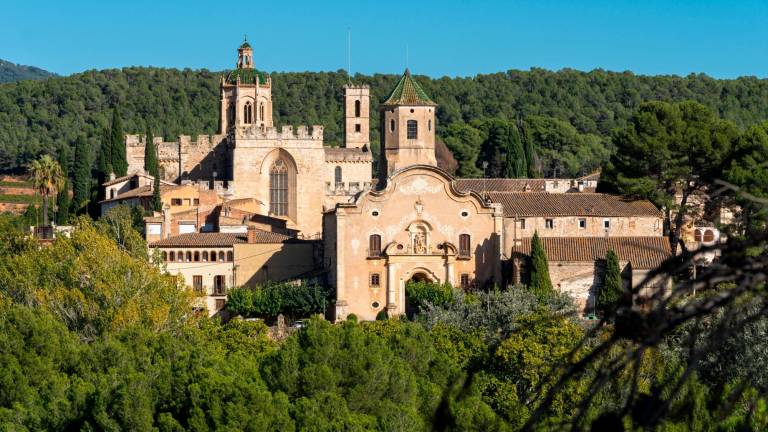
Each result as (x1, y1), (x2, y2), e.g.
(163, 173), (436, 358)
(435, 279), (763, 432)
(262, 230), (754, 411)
(409, 272), (430, 283)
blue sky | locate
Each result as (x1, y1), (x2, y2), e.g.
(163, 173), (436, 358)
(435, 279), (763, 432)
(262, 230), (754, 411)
(2, 0), (766, 78)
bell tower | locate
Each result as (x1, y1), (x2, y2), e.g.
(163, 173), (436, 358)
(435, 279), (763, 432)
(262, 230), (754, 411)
(378, 69), (437, 181)
(218, 38), (274, 133)
(343, 84), (370, 149)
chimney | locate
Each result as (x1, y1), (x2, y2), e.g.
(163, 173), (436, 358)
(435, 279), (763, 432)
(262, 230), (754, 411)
(247, 224), (256, 244)
(109, 172), (116, 181)
(163, 207), (171, 239)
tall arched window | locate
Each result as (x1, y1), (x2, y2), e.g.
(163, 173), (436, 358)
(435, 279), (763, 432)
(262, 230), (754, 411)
(390, 119), (395, 132)
(244, 102), (253, 124)
(202, 251), (208, 262)
(210, 251), (217, 262)
(355, 100), (361, 117)
(227, 251), (234, 262)
(259, 103), (264, 122)
(407, 120), (418, 139)
(228, 105), (235, 125)
(334, 166), (342, 185)
(270, 159), (289, 216)
(162, 251), (168, 262)
(169, 251), (175, 261)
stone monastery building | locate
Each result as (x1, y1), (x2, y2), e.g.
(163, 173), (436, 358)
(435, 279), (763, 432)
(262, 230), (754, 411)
(104, 41), (671, 320)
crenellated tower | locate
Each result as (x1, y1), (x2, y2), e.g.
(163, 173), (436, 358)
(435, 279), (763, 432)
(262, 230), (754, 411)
(219, 39), (274, 133)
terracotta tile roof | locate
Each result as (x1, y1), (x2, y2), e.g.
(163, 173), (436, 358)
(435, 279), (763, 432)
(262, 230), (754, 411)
(516, 236), (671, 269)
(488, 192), (661, 217)
(454, 178), (548, 193)
(150, 229), (291, 247)
(324, 147), (373, 162)
(99, 184), (182, 204)
(381, 69), (436, 106)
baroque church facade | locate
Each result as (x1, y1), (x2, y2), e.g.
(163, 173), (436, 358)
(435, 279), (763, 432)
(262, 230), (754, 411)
(109, 42), (671, 320)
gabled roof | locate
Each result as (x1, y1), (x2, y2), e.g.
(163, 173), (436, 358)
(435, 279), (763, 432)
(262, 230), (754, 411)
(515, 236), (671, 269)
(488, 192), (661, 217)
(454, 178), (548, 193)
(150, 229), (291, 247)
(381, 69), (436, 106)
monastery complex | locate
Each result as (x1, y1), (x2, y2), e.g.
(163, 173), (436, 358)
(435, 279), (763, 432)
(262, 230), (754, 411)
(102, 42), (674, 320)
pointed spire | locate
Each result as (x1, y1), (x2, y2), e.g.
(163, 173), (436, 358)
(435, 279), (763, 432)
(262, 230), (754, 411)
(381, 69), (436, 106)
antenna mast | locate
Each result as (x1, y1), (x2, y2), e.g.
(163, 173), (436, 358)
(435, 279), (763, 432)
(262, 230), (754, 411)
(347, 28), (352, 84)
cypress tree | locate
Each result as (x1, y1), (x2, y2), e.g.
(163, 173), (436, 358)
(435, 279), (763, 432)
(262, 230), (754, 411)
(152, 173), (162, 212)
(598, 249), (625, 318)
(71, 135), (91, 214)
(522, 123), (539, 178)
(504, 124), (527, 178)
(55, 145), (70, 225)
(528, 231), (554, 296)
(144, 121), (158, 176)
(110, 107), (128, 176)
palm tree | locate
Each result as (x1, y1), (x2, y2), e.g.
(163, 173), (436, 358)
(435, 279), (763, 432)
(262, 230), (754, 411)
(28, 155), (65, 227)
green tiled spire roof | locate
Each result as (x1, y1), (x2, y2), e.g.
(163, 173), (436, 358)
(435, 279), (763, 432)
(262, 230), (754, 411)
(239, 41), (252, 50)
(225, 68), (268, 85)
(382, 68), (436, 106)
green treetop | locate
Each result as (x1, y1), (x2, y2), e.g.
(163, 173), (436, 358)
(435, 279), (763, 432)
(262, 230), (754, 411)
(144, 121), (158, 176)
(55, 145), (70, 225)
(110, 107), (127, 177)
(71, 135), (91, 214)
(598, 249), (624, 318)
(528, 231), (553, 296)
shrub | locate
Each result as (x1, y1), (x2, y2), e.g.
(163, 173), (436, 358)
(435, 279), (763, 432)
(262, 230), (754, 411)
(406, 280), (456, 313)
(226, 281), (331, 320)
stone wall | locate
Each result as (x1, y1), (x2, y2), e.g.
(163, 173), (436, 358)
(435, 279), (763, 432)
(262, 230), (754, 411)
(125, 134), (229, 183)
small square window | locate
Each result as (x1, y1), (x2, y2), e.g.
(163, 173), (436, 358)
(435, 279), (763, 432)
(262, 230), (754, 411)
(545, 219), (554, 229)
(460, 273), (471, 289)
(603, 219), (611, 229)
(578, 218), (587, 229)
(520, 219), (526, 229)
(171, 198), (182, 206)
(370, 273), (381, 287)
(355, 123), (361, 132)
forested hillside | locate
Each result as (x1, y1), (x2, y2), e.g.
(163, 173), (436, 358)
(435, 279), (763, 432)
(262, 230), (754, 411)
(1, 66), (767, 175)
(0, 59), (56, 83)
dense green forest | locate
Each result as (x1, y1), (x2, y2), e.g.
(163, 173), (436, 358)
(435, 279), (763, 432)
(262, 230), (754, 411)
(0, 209), (766, 430)
(0, 59), (55, 83)
(1, 66), (767, 176)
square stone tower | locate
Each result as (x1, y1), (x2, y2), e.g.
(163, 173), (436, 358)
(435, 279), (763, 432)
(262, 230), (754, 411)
(218, 39), (274, 133)
(378, 69), (437, 181)
(343, 85), (370, 149)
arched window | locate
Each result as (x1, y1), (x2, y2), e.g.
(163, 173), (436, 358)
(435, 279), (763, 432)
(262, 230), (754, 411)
(227, 251), (234, 262)
(703, 229), (715, 242)
(355, 100), (361, 117)
(244, 102), (253, 124)
(193, 251), (200, 262)
(368, 234), (381, 258)
(459, 234), (471, 258)
(270, 159), (289, 216)
(169, 251), (175, 261)
(210, 251), (217, 262)
(110, 189), (116, 199)
(694, 229), (703, 242)
(428, 119), (432, 131)
(407, 120), (418, 139)
(219, 252), (225, 262)
(202, 251), (208, 262)
(177, 251), (184, 262)
(334, 166), (342, 185)
(259, 103), (264, 122)
(162, 251), (168, 262)
(185, 252), (192, 262)
(389, 119), (395, 132)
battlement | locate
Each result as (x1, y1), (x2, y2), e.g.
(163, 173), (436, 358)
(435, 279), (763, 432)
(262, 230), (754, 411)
(236, 125), (324, 141)
(125, 134), (227, 149)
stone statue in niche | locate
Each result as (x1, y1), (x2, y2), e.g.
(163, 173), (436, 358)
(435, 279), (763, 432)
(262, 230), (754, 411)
(413, 232), (427, 254)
